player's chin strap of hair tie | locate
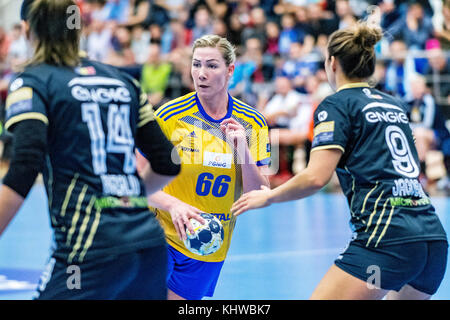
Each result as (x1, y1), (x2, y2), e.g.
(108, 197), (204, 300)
(20, 0), (34, 21)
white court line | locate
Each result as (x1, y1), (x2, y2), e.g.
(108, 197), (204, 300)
(227, 247), (344, 262)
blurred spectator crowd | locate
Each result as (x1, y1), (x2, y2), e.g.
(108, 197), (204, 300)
(1, 0), (450, 194)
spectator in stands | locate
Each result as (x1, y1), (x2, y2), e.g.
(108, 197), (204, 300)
(379, 0), (402, 30)
(335, 0), (357, 30)
(0, 27), (10, 65)
(148, 23), (163, 44)
(164, 47), (194, 103)
(86, 11), (114, 62)
(264, 20), (280, 56)
(385, 39), (422, 99)
(262, 75), (304, 185)
(105, 26), (136, 66)
(406, 74), (450, 191)
(263, 75), (302, 129)
(227, 13), (244, 47)
(0, 26), (10, 104)
(229, 37), (274, 106)
(140, 41), (172, 107)
(303, 2), (339, 47)
(161, 18), (189, 55)
(388, 1), (434, 50)
(278, 13), (300, 57)
(373, 60), (390, 94)
(241, 7), (267, 46)
(424, 39), (450, 118)
(103, 0), (130, 23)
(435, 0), (450, 50)
(212, 18), (228, 39)
(293, 5), (315, 56)
(131, 25), (150, 64)
(190, 6), (214, 44)
(281, 41), (319, 93)
(6, 24), (28, 67)
(122, 0), (150, 27)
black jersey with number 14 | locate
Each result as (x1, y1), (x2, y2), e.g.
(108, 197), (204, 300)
(5, 59), (166, 263)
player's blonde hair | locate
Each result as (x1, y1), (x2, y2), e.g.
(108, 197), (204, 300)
(327, 22), (383, 79)
(25, 0), (81, 68)
(192, 35), (236, 66)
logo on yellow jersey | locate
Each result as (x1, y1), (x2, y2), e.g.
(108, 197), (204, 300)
(203, 151), (232, 169)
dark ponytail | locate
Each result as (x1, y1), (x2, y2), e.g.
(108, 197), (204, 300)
(327, 23), (383, 79)
(24, 0), (81, 68)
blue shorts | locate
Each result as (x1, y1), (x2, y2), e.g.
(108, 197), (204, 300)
(335, 240), (448, 295)
(167, 245), (224, 300)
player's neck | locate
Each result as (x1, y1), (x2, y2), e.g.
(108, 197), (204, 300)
(335, 73), (367, 92)
(197, 90), (229, 120)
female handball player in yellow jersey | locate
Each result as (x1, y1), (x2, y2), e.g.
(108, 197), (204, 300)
(137, 35), (271, 300)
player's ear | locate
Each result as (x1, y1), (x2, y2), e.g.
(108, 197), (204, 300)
(21, 20), (30, 40)
(330, 56), (337, 73)
(227, 63), (235, 79)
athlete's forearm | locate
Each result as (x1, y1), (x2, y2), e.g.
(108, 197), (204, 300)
(266, 167), (324, 204)
(140, 165), (177, 197)
(239, 147), (270, 193)
(0, 185), (24, 237)
(147, 190), (183, 212)
(266, 149), (342, 204)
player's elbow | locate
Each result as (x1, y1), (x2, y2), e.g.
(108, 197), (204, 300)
(305, 170), (330, 192)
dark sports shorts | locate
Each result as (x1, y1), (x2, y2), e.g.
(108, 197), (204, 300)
(167, 245), (224, 300)
(34, 245), (167, 300)
(335, 240), (448, 295)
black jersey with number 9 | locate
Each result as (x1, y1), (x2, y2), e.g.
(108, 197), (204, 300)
(311, 83), (447, 248)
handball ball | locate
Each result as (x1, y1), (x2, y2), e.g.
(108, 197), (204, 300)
(184, 213), (224, 256)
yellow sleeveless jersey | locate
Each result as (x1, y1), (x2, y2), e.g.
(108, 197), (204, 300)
(154, 92), (270, 262)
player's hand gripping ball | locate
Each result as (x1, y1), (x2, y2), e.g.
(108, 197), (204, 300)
(184, 213), (224, 256)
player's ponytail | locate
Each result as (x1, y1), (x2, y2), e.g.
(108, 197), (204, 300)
(24, 0), (81, 68)
(327, 22), (383, 79)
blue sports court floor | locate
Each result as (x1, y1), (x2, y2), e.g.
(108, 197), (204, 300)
(0, 183), (449, 300)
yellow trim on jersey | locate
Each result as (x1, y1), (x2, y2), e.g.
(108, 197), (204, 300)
(138, 103), (156, 127)
(337, 82), (370, 92)
(79, 203), (101, 263)
(66, 184), (88, 247)
(5, 113), (49, 130)
(360, 181), (379, 215)
(68, 196), (96, 263)
(313, 121), (335, 137)
(5, 87), (33, 109)
(366, 198), (389, 247)
(310, 145), (345, 153)
(60, 174), (79, 218)
(349, 176), (356, 218)
(375, 205), (395, 247)
(365, 190), (384, 232)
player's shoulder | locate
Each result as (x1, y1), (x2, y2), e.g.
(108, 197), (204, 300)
(8, 64), (55, 94)
(83, 59), (138, 88)
(230, 95), (267, 128)
(154, 92), (197, 121)
(316, 91), (341, 113)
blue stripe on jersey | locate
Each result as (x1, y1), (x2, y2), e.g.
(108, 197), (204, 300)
(163, 104), (196, 121)
(156, 94), (196, 119)
(232, 99), (267, 127)
(232, 106), (263, 128)
(256, 158), (271, 166)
